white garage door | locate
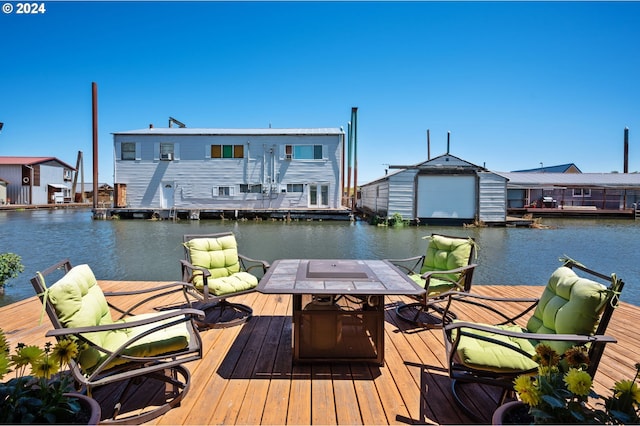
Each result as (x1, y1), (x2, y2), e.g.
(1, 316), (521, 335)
(416, 175), (476, 218)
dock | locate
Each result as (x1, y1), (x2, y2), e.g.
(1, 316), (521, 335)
(1, 282), (637, 424)
(93, 207), (355, 221)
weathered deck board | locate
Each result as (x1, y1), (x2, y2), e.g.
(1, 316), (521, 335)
(1, 281), (637, 425)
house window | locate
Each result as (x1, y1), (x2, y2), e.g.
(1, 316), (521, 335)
(160, 143), (174, 160)
(285, 145), (323, 160)
(573, 188), (591, 197)
(211, 145), (244, 159)
(121, 142), (136, 160)
(287, 184), (304, 193)
(240, 184), (263, 193)
(215, 186), (232, 196)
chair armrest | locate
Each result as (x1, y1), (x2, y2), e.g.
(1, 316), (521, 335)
(104, 281), (200, 318)
(440, 290), (539, 325)
(238, 253), (270, 276)
(44, 307), (206, 337)
(180, 259), (212, 279)
(46, 307), (205, 380)
(444, 321), (617, 345)
(443, 321), (617, 371)
(180, 259), (213, 299)
(386, 255), (425, 275)
(421, 263), (477, 280)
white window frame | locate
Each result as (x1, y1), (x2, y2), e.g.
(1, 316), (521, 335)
(212, 186), (234, 197)
(573, 188), (591, 197)
(283, 144), (325, 160)
(121, 142), (137, 160)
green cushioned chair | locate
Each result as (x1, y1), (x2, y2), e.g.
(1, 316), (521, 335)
(388, 233), (477, 328)
(181, 232), (270, 328)
(31, 259), (204, 424)
(441, 258), (624, 421)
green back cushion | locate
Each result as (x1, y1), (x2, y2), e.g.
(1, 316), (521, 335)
(455, 266), (608, 373)
(47, 264), (189, 372)
(184, 235), (258, 296)
(526, 265), (608, 353)
(414, 235), (473, 294)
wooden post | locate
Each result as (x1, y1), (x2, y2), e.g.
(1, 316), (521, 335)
(92, 83), (98, 210)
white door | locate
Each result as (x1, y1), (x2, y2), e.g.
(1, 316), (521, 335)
(416, 175), (476, 219)
(161, 182), (175, 208)
(309, 184), (329, 207)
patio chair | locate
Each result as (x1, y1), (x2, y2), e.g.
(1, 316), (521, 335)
(441, 257), (624, 421)
(388, 233), (477, 328)
(181, 232), (270, 328)
(31, 259), (204, 424)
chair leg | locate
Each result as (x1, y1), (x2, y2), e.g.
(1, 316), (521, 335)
(196, 299), (253, 329)
(93, 365), (191, 424)
(450, 379), (512, 423)
(395, 301), (456, 329)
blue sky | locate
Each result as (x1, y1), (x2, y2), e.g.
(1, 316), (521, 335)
(1, 1), (639, 184)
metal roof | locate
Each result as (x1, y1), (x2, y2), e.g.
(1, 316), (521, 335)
(511, 163), (582, 173)
(0, 156), (75, 170)
(113, 127), (345, 136)
(496, 172), (640, 189)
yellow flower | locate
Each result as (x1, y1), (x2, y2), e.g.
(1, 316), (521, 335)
(564, 368), (592, 396)
(31, 355), (59, 379)
(50, 339), (78, 368)
(11, 345), (43, 369)
(614, 379), (640, 404)
(514, 374), (541, 406)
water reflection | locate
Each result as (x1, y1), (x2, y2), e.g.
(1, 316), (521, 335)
(1, 209), (639, 306)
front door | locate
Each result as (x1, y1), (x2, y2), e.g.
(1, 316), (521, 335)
(309, 184), (329, 208)
(161, 182), (175, 208)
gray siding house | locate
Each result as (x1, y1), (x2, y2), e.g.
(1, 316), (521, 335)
(112, 127), (345, 213)
(0, 157), (75, 205)
(359, 154), (507, 225)
(498, 172), (640, 210)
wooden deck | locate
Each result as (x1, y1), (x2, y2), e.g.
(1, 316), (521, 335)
(2, 281), (638, 425)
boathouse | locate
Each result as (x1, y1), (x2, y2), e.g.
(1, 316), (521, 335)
(0, 156), (75, 205)
(111, 127), (349, 219)
(358, 154), (507, 225)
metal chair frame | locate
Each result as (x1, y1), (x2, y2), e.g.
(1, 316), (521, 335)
(31, 259), (204, 424)
(389, 233), (477, 328)
(181, 232), (270, 328)
(441, 258), (624, 421)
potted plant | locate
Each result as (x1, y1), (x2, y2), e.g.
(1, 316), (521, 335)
(493, 343), (640, 424)
(0, 252), (24, 296)
(0, 328), (101, 424)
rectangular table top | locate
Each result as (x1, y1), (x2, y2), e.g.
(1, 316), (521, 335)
(257, 259), (426, 296)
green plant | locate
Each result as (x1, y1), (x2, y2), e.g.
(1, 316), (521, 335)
(0, 252), (25, 287)
(513, 343), (640, 424)
(0, 328), (87, 423)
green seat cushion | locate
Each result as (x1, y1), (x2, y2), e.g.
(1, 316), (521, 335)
(409, 274), (457, 296)
(453, 323), (539, 372)
(47, 264), (190, 373)
(78, 311), (190, 372)
(454, 265), (608, 373)
(184, 235), (258, 296)
(194, 272), (258, 296)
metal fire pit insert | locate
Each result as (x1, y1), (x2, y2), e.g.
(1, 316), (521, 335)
(303, 259), (374, 280)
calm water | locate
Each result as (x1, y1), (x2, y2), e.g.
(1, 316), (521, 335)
(1, 208), (639, 307)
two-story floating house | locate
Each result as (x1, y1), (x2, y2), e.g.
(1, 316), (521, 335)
(111, 127), (349, 220)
